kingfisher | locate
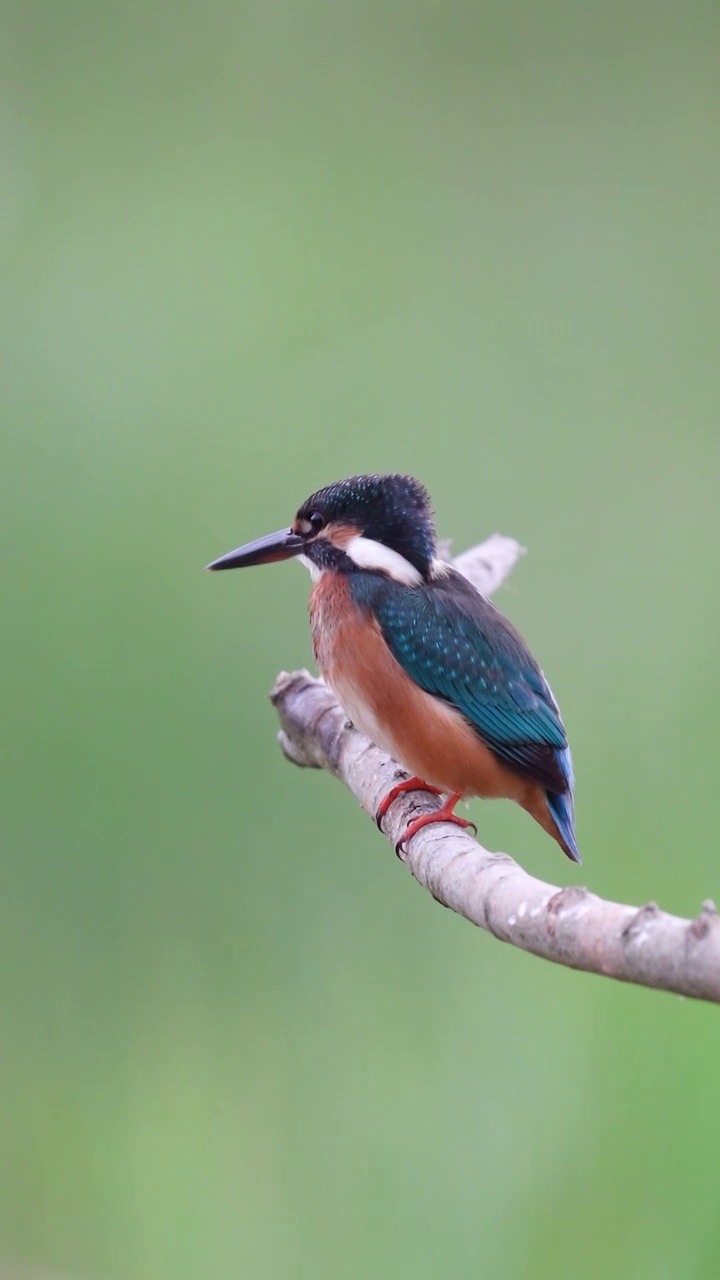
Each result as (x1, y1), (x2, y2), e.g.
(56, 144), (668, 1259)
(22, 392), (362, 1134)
(207, 474), (580, 863)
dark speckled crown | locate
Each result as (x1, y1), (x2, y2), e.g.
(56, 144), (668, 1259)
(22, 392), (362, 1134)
(297, 474), (436, 578)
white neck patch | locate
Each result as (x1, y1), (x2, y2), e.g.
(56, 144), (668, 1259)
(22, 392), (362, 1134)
(298, 553), (323, 582)
(430, 557), (451, 579)
(344, 535), (422, 586)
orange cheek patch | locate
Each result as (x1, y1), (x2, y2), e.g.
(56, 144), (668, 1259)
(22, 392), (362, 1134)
(324, 522), (361, 549)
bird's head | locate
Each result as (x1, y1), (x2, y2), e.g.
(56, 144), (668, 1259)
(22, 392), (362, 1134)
(207, 473), (437, 585)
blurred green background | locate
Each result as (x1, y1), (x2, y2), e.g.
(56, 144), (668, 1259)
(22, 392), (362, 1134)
(2, 1), (720, 1277)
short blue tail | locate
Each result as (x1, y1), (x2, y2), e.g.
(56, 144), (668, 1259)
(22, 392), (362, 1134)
(547, 791), (581, 864)
(547, 746), (581, 864)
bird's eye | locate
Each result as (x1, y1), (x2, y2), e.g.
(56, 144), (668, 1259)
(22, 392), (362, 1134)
(295, 511), (326, 537)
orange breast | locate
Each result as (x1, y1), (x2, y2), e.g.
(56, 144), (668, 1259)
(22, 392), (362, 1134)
(309, 574), (536, 805)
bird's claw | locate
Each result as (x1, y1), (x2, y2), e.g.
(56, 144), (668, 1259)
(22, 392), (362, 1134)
(375, 776), (442, 830)
(396, 807), (477, 854)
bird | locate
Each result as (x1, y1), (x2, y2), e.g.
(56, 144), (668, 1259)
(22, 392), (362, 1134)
(207, 473), (580, 863)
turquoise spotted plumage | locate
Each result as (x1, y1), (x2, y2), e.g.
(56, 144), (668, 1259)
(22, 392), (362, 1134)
(349, 566), (579, 861)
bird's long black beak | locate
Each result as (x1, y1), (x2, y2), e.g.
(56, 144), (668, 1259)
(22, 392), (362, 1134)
(206, 528), (306, 571)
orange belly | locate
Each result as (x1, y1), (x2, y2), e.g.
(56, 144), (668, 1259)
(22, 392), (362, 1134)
(310, 574), (538, 808)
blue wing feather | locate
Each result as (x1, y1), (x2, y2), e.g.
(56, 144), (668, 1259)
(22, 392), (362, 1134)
(349, 568), (574, 801)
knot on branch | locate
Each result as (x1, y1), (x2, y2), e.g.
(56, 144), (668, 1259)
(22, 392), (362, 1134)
(689, 899), (720, 943)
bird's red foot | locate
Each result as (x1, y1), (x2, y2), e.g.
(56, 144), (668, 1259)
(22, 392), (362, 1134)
(375, 776), (443, 829)
(396, 792), (477, 854)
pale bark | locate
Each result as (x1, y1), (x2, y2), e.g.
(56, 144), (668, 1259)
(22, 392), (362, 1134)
(270, 536), (720, 1005)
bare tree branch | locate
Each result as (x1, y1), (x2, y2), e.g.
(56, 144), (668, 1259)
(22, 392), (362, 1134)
(270, 536), (720, 1006)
